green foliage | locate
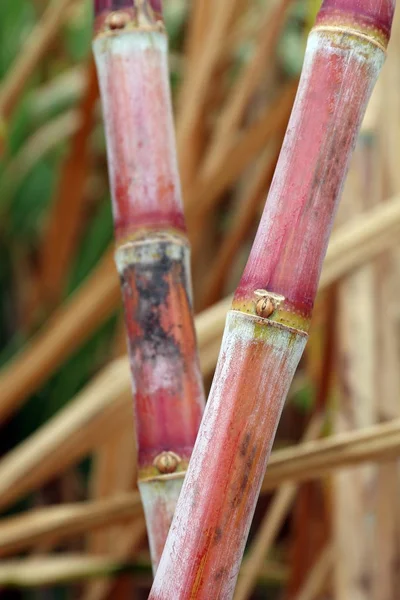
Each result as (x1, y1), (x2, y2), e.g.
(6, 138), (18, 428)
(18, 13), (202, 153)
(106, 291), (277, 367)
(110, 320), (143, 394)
(0, 0), (35, 78)
(278, 1), (309, 77)
(63, 0), (92, 62)
(0, 2), (117, 565)
(67, 197), (114, 293)
(9, 158), (58, 241)
(0, 241), (18, 357)
(164, 0), (187, 50)
(291, 380), (315, 413)
(7, 97), (36, 155)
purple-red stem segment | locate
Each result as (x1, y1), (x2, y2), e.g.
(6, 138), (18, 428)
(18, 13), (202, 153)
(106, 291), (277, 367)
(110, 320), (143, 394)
(94, 0), (162, 19)
(93, 2), (205, 571)
(149, 0), (395, 597)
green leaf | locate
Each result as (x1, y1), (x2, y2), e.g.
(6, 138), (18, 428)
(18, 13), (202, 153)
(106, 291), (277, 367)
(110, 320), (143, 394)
(0, 241), (18, 353)
(8, 158), (58, 242)
(6, 97), (35, 155)
(63, 0), (92, 63)
(164, 0), (187, 50)
(0, 0), (35, 78)
(291, 380), (315, 413)
(67, 198), (114, 293)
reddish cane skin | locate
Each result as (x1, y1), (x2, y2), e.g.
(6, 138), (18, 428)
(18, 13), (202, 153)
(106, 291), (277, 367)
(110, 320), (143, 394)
(94, 0), (163, 18)
(94, 20), (204, 465)
(94, 0), (132, 15)
(235, 36), (382, 322)
(149, 315), (306, 599)
(120, 252), (204, 468)
(149, 0), (393, 596)
(184, 344), (290, 596)
(99, 39), (185, 241)
(148, 0), (162, 14)
(318, 0), (395, 40)
(94, 20), (205, 571)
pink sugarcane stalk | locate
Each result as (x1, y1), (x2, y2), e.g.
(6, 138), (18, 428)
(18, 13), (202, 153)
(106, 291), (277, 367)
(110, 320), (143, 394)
(92, 0), (205, 571)
(149, 0), (395, 597)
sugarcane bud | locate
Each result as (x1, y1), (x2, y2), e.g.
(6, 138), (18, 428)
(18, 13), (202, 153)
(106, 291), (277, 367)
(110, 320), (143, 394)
(255, 298), (274, 319)
(254, 290), (284, 319)
(153, 451), (182, 474)
(106, 11), (130, 29)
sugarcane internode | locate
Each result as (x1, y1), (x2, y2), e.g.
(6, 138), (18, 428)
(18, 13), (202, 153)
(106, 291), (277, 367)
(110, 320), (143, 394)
(93, 0), (205, 572)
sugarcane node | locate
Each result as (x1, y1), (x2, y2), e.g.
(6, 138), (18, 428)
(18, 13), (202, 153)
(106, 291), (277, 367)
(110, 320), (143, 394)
(153, 451), (182, 474)
(106, 11), (130, 30)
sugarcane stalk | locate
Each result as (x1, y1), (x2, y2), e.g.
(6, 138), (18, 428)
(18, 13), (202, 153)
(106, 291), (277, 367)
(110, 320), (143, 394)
(92, 0), (205, 572)
(149, 1), (395, 597)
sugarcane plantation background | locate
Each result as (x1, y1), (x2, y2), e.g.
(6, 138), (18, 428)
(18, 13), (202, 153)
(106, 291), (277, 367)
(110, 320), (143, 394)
(0, 0), (400, 599)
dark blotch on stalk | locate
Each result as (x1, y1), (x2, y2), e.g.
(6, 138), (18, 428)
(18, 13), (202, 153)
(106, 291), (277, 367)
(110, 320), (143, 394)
(119, 273), (128, 292)
(213, 527), (223, 545)
(246, 445), (257, 472)
(231, 443), (258, 508)
(124, 246), (183, 362)
(214, 567), (228, 581)
(235, 474), (250, 506)
(240, 433), (251, 457)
